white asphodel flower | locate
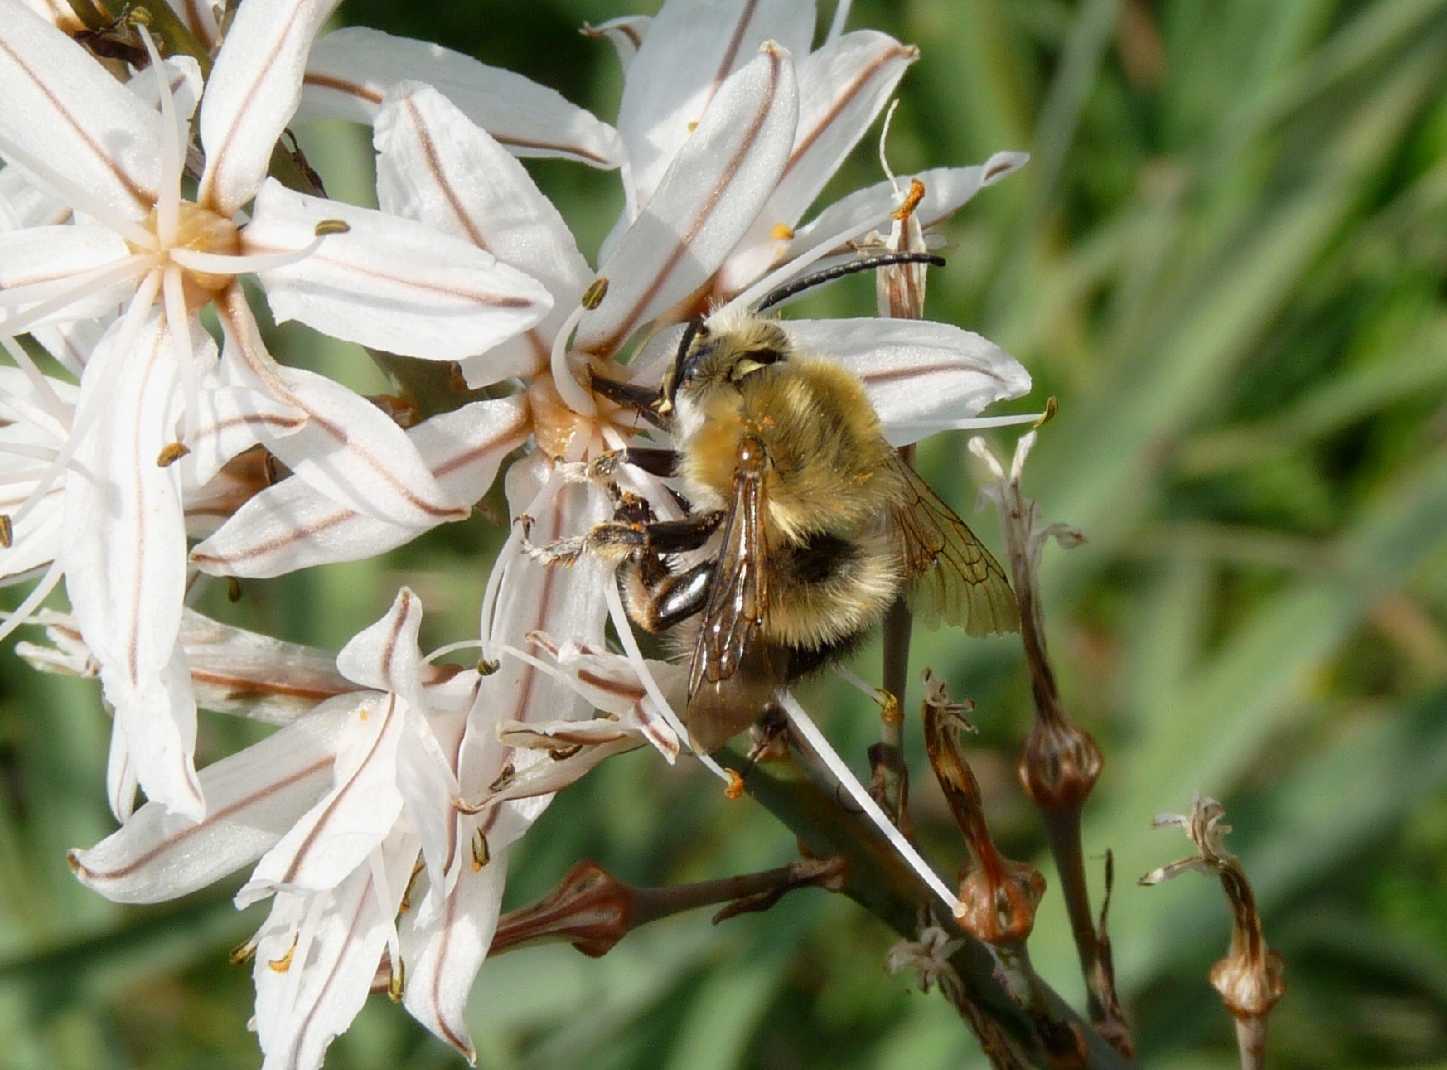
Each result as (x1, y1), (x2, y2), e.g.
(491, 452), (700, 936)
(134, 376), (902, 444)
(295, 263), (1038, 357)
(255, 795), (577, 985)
(69, 589), (491, 1069)
(0, 0), (554, 818)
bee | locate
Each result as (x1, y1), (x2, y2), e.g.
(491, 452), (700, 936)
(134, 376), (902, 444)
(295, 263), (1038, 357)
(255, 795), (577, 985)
(547, 254), (1019, 752)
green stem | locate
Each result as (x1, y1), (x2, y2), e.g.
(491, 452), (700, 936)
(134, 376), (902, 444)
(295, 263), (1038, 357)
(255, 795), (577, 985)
(716, 744), (1133, 1068)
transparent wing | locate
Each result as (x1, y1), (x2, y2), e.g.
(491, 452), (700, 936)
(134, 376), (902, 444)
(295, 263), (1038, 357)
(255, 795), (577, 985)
(688, 438), (770, 698)
(891, 460), (1018, 635)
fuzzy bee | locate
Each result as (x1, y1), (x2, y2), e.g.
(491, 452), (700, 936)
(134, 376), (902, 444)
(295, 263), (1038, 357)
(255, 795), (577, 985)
(543, 254), (1019, 752)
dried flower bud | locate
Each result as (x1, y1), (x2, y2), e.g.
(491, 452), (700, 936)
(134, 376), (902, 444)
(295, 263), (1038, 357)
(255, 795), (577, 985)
(1141, 796), (1285, 1051)
(923, 671), (1044, 943)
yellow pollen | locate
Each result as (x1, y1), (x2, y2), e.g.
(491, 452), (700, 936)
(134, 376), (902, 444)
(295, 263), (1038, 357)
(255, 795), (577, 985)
(724, 769), (745, 800)
(770, 223), (795, 241)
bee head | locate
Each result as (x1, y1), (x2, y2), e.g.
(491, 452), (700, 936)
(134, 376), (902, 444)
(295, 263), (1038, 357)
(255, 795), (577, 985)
(657, 315), (789, 417)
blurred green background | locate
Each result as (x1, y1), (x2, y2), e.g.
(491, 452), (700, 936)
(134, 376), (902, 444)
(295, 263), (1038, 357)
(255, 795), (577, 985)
(4, 1), (1447, 1067)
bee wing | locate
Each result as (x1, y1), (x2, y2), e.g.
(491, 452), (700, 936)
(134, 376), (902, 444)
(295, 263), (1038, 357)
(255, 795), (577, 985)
(688, 438), (770, 698)
(891, 460), (1019, 635)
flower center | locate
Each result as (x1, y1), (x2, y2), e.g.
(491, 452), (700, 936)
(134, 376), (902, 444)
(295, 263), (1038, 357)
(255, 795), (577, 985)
(133, 200), (243, 308)
(528, 370), (645, 461)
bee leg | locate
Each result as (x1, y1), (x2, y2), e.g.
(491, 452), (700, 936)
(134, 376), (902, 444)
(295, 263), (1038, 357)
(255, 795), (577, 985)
(620, 558), (716, 633)
(587, 446), (681, 480)
(522, 520), (648, 566)
(588, 373), (669, 431)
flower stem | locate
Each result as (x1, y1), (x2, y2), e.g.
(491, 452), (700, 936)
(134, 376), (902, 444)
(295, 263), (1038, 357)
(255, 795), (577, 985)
(715, 741), (1134, 1068)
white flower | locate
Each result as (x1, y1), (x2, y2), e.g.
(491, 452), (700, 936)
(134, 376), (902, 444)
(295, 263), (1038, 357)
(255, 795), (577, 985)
(0, 0), (554, 818)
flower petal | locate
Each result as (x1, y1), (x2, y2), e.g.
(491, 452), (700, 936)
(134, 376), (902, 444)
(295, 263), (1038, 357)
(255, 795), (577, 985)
(718, 30), (917, 293)
(197, 0), (339, 215)
(581, 15), (650, 73)
(616, 0), (813, 209)
(0, 163), (70, 229)
(790, 152), (1030, 260)
(400, 845), (509, 1062)
(127, 55), (204, 136)
(60, 314), (201, 818)
(237, 692), (404, 905)
(376, 83), (591, 386)
(0, 2), (161, 219)
(786, 317), (1031, 445)
(302, 27), (623, 169)
(0, 224), (134, 329)
(162, 0), (220, 52)
(216, 292), (470, 529)
(336, 586), (426, 699)
(578, 43), (799, 358)
(254, 833), (416, 1070)
(190, 396), (527, 578)
(69, 694), (353, 903)
(245, 178), (553, 360)
(182, 610), (355, 724)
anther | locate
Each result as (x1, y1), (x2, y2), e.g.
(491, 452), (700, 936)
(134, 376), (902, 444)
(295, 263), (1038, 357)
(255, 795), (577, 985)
(313, 219), (351, 237)
(229, 939), (257, 966)
(891, 178), (926, 221)
(581, 277), (609, 310)
(724, 768), (745, 800)
(0, 514), (12, 549)
(470, 828), (490, 871)
(770, 223), (795, 241)
(267, 936), (297, 973)
(386, 957), (406, 1002)
(1034, 396), (1059, 429)
(156, 441), (190, 467)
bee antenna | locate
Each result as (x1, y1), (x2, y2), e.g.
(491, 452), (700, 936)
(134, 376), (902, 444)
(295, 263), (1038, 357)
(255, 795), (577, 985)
(753, 252), (946, 313)
(664, 317), (706, 410)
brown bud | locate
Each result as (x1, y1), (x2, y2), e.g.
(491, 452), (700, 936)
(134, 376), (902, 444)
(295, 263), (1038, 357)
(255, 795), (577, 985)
(491, 860), (633, 959)
(1017, 716), (1103, 811)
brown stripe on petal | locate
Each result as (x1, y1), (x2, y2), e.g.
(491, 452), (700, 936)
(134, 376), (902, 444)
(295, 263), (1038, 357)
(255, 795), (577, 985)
(293, 871), (377, 1053)
(187, 411), (307, 447)
(984, 157), (1017, 182)
(577, 668), (645, 702)
(588, 46), (784, 358)
(379, 589), (413, 693)
(71, 756), (334, 883)
(490, 134), (610, 167)
(190, 668), (352, 705)
(124, 329), (169, 686)
(780, 44), (917, 183)
(402, 96), (490, 252)
(281, 694), (399, 885)
(858, 357), (1008, 388)
(200, 2), (309, 211)
(303, 71), (385, 105)
(190, 507), (355, 567)
(0, 38), (155, 209)
(429, 876), (472, 1057)
(701, 0), (760, 117)
(431, 412), (529, 479)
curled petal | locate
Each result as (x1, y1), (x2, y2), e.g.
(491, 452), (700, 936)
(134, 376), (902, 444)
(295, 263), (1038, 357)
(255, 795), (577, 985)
(581, 15), (649, 73)
(237, 693), (404, 906)
(198, 0), (340, 215)
(376, 83), (591, 385)
(303, 27), (623, 169)
(337, 586), (426, 701)
(191, 396), (527, 578)
(785, 318), (1031, 445)
(245, 178), (553, 360)
(616, 0), (813, 208)
(400, 844), (509, 1061)
(578, 44), (799, 358)
(69, 694), (353, 903)
(791, 152), (1031, 260)
(0, 3), (161, 219)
